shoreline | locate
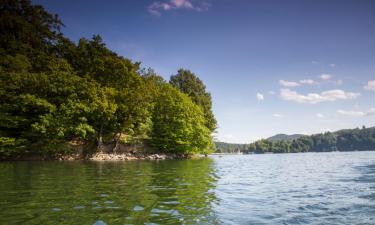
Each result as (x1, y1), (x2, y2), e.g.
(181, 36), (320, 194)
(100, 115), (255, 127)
(1, 141), (208, 161)
(1, 152), (204, 161)
(3, 150), (373, 161)
(84, 152), (200, 161)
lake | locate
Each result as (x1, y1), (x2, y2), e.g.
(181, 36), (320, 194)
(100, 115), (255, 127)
(0, 152), (374, 224)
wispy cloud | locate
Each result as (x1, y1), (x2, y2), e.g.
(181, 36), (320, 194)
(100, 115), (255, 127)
(256, 93), (264, 101)
(337, 108), (375, 117)
(364, 80), (375, 92)
(148, 0), (210, 16)
(279, 79), (317, 87)
(336, 79), (343, 85)
(299, 79), (316, 85)
(273, 113), (284, 118)
(319, 74), (332, 80)
(285, 74), (341, 86)
(316, 113), (325, 118)
(279, 80), (300, 87)
(330, 64), (336, 68)
(280, 89), (360, 104)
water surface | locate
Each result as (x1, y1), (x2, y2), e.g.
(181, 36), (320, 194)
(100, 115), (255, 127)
(0, 151), (374, 224)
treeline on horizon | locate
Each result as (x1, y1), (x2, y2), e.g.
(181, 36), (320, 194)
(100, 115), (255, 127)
(214, 142), (249, 153)
(246, 126), (375, 154)
(0, 0), (217, 159)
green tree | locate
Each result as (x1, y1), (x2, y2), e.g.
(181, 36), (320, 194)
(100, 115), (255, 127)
(150, 85), (214, 154)
(170, 69), (217, 132)
(0, 71), (118, 157)
(0, 0), (64, 72)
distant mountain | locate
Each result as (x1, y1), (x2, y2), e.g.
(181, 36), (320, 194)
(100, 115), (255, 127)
(267, 134), (303, 142)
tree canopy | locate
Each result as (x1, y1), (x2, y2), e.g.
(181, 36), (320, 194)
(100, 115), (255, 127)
(170, 69), (217, 132)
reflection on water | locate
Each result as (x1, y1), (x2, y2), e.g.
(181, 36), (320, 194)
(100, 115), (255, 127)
(0, 159), (219, 225)
(0, 152), (375, 224)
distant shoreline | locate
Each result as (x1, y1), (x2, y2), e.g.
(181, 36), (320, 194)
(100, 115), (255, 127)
(212, 150), (375, 155)
(210, 153), (243, 155)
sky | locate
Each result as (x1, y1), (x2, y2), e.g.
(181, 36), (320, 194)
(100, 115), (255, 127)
(35, 0), (375, 143)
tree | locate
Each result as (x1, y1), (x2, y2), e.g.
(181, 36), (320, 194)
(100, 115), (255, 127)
(0, 0), (64, 72)
(0, 71), (117, 157)
(170, 69), (217, 132)
(150, 85), (214, 154)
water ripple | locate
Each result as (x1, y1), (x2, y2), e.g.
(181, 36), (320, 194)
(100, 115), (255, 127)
(0, 152), (374, 224)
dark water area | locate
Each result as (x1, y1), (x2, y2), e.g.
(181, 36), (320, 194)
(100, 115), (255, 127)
(0, 152), (374, 224)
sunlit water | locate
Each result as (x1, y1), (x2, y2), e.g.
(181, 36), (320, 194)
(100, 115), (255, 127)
(0, 152), (374, 224)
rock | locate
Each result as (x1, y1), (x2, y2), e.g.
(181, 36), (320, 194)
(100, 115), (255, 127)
(83, 151), (191, 161)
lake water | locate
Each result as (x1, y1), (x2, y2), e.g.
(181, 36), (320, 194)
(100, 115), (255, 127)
(0, 152), (374, 224)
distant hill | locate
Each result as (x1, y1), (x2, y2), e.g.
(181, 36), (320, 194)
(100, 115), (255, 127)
(248, 126), (375, 153)
(214, 142), (249, 153)
(267, 134), (303, 141)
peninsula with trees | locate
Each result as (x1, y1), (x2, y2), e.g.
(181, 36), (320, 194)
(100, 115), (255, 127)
(0, 0), (216, 160)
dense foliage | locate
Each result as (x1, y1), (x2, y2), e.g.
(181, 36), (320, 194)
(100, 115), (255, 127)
(214, 142), (249, 153)
(247, 126), (375, 154)
(170, 69), (217, 132)
(0, 0), (215, 159)
(150, 85), (213, 154)
(267, 134), (303, 142)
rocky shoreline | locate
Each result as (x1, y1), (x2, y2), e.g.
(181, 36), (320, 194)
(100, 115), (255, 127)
(58, 152), (202, 161)
(3, 142), (205, 161)
(87, 152), (193, 161)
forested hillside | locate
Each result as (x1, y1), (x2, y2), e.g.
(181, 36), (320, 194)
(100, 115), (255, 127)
(248, 126), (375, 153)
(0, 0), (216, 159)
(214, 142), (249, 153)
(267, 134), (303, 142)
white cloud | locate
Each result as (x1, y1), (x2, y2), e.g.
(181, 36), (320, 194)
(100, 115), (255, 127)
(279, 80), (300, 87)
(368, 108), (375, 116)
(256, 93), (264, 101)
(300, 79), (316, 85)
(268, 91), (275, 95)
(364, 80), (375, 91)
(337, 110), (365, 117)
(148, 2), (173, 15)
(336, 79), (343, 85)
(279, 79), (317, 87)
(337, 108), (375, 117)
(171, 0), (193, 8)
(316, 113), (325, 118)
(148, 0), (210, 16)
(280, 88), (360, 104)
(273, 113), (284, 118)
(330, 64), (336, 68)
(320, 74), (332, 80)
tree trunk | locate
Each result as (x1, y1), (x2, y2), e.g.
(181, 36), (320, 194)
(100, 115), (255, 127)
(97, 124), (103, 150)
(112, 133), (120, 154)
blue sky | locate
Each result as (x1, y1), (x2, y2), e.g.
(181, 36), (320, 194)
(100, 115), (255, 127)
(35, 0), (375, 143)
